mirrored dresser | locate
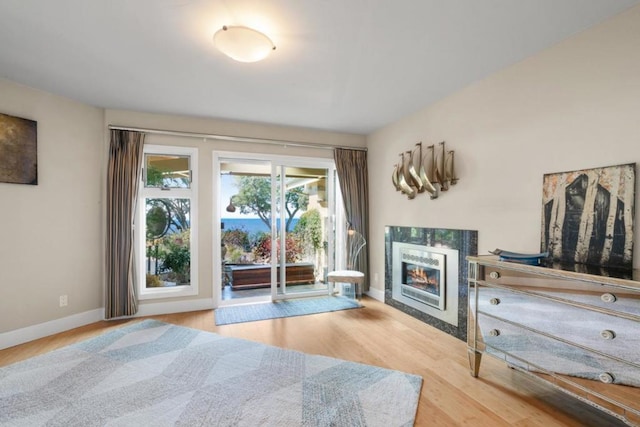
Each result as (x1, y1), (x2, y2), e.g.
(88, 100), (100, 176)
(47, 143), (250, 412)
(467, 255), (640, 426)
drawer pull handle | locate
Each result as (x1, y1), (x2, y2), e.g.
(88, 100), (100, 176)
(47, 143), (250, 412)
(488, 329), (501, 337)
(600, 330), (616, 340)
(599, 372), (614, 384)
(601, 293), (617, 303)
(489, 298), (501, 305)
(489, 271), (500, 280)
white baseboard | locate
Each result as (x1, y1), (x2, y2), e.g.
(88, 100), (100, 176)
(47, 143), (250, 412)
(0, 309), (103, 351)
(0, 298), (216, 351)
(365, 287), (385, 302)
(135, 298), (215, 317)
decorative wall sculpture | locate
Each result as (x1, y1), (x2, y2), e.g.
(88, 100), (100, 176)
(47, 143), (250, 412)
(0, 112), (38, 185)
(392, 141), (457, 200)
(541, 163), (635, 270)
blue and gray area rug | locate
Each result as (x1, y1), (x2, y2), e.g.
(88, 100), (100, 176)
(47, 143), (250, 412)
(0, 320), (422, 426)
(215, 296), (362, 326)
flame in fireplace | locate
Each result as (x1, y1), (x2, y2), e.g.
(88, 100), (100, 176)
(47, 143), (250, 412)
(409, 267), (438, 291)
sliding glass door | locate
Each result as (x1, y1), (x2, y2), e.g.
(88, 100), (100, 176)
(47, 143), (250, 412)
(271, 162), (334, 300)
(216, 152), (336, 305)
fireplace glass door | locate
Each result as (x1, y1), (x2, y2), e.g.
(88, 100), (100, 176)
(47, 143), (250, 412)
(398, 248), (446, 311)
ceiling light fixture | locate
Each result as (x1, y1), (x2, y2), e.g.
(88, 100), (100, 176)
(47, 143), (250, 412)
(213, 25), (276, 63)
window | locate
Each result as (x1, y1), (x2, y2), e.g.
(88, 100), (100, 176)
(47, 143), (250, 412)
(137, 145), (198, 299)
(144, 153), (191, 189)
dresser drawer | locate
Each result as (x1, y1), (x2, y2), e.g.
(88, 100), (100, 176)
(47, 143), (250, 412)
(476, 313), (640, 388)
(481, 266), (640, 318)
(476, 286), (640, 367)
(468, 257), (640, 424)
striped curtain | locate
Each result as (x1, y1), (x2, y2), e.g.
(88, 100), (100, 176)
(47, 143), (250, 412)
(334, 148), (370, 291)
(105, 130), (145, 319)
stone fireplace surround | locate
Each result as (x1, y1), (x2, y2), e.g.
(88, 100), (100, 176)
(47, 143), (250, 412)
(385, 226), (478, 341)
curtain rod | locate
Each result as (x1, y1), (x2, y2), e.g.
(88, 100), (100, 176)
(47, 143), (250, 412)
(108, 125), (367, 152)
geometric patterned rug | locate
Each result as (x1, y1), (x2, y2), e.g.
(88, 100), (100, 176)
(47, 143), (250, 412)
(215, 296), (362, 326)
(0, 320), (422, 426)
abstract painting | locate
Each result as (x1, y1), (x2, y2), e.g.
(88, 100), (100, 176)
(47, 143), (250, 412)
(541, 163), (635, 269)
(0, 112), (37, 185)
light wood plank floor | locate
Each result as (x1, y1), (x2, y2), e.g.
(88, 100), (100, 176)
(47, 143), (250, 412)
(0, 297), (629, 426)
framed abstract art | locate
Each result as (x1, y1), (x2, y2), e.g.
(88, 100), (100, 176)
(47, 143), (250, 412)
(541, 163), (635, 270)
(0, 112), (38, 185)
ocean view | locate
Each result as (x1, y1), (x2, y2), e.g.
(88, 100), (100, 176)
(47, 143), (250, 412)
(221, 218), (299, 234)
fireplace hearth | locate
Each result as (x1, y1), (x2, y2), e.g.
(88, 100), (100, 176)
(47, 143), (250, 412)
(385, 226), (477, 341)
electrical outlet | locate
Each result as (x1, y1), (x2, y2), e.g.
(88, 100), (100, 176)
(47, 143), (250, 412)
(59, 295), (68, 307)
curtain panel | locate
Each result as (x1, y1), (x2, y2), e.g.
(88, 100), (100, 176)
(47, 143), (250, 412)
(105, 130), (145, 319)
(334, 148), (370, 291)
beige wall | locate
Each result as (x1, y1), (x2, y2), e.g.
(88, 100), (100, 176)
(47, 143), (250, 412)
(367, 5), (640, 294)
(0, 78), (104, 333)
(0, 93), (364, 336)
(0, 81), (364, 338)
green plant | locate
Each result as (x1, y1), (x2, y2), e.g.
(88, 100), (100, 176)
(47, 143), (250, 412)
(253, 233), (302, 263)
(294, 208), (322, 252)
(145, 238), (165, 260)
(159, 230), (191, 283)
(226, 245), (244, 263)
(145, 165), (165, 187)
(222, 227), (250, 251)
(162, 246), (190, 275)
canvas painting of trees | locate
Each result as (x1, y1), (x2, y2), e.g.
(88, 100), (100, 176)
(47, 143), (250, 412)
(541, 163), (635, 269)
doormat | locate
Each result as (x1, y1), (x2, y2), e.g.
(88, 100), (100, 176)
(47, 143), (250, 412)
(215, 296), (362, 325)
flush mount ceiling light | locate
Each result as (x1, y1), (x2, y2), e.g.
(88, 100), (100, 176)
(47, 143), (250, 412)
(213, 25), (276, 63)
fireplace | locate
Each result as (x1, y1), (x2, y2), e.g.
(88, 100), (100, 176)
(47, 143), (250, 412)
(398, 247), (445, 310)
(386, 226), (477, 341)
(392, 242), (458, 326)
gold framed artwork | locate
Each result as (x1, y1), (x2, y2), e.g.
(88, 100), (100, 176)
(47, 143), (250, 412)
(0, 112), (38, 185)
(541, 163), (635, 270)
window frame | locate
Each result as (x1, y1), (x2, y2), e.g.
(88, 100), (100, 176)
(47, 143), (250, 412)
(137, 144), (199, 300)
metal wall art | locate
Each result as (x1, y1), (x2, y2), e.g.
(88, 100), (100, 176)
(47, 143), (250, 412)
(392, 141), (457, 200)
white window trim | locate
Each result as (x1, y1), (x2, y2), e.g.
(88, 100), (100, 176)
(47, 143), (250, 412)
(137, 144), (199, 300)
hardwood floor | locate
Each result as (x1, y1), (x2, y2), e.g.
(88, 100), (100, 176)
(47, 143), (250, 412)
(0, 297), (628, 426)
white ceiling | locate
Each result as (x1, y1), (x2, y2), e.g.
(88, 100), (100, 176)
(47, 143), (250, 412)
(0, 0), (638, 135)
